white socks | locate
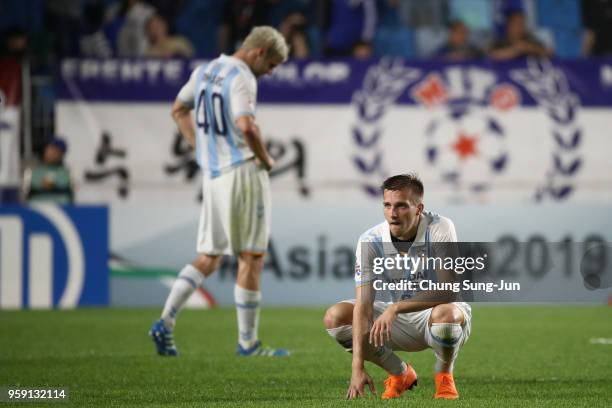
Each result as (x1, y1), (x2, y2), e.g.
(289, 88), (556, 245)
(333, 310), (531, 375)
(326, 325), (407, 376)
(429, 323), (463, 373)
(160, 267), (262, 350)
(234, 284), (261, 349)
(161, 264), (204, 330)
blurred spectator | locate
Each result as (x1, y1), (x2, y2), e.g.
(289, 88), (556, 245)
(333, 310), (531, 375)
(175, 0), (224, 57)
(324, 0), (377, 57)
(43, 0), (82, 56)
(352, 40), (373, 59)
(377, 0), (402, 28)
(279, 11), (309, 59)
(0, 26), (28, 58)
(434, 20), (483, 61)
(108, 0), (156, 57)
(489, 11), (553, 60)
(493, 0), (525, 38)
(218, 0), (307, 55)
(147, 0), (186, 24)
(145, 13), (194, 58)
(398, 0), (445, 28)
(219, 0), (269, 55)
(582, 0), (612, 56)
(23, 137), (73, 204)
(78, 1), (114, 58)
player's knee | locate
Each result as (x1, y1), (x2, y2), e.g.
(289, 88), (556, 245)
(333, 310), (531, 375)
(324, 303), (353, 329)
(239, 251), (265, 263)
(430, 304), (464, 325)
(237, 252), (264, 273)
(192, 254), (221, 276)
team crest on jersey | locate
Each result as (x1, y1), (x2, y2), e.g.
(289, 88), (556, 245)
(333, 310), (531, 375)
(354, 263), (362, 282)
(351, 59), (581, 201)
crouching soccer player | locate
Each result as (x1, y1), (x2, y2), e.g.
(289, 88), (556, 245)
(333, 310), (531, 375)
(324, 174), (472, 399)
(149, 26), (290, 357)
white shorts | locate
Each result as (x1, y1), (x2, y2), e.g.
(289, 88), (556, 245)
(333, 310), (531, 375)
(197, 159), (271, 255)
(341, 300), (472, 352)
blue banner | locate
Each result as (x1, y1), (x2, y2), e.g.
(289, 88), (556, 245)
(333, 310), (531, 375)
(0, 205), (108, 309)
(57, 58), (612, 106)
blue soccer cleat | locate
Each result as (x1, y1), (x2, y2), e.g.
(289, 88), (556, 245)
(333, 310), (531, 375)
(236, 340), (290, 357)
(149, 319), (178, 356)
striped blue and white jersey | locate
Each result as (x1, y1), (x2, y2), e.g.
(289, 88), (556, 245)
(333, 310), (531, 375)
(354, 211), (458, 302)
(177, 54), (257, 178)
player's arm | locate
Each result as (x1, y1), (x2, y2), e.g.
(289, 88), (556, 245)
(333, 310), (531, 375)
(489, 44), (523, 60)
(235, 115), (275, 171)
(386, 268), (456, 312)
(347, 281), (377, 399)
(171, 99), (196, 148)
(517, 40), (552, 58)
(172, 66), (199, 148)
(352, 282), (374, 371)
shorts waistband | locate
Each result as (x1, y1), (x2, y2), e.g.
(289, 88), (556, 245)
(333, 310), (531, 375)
(208, 157), (256, 178)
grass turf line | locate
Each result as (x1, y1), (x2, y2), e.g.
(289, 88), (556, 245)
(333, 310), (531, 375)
(0, 306), (611, 407)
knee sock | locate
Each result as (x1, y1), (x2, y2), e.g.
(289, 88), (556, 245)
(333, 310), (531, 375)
(234, 284), (261, 349)
(429, 323), (463, 373)
(161, 264), (204, 330)
(326, 325), (407, 375)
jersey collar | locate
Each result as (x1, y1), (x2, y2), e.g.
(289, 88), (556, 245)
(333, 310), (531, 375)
(220, 54), (251, 74)
(382, 214), (428, 255)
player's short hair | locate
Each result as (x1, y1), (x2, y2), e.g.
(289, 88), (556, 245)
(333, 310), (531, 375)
(381, 173), (424, 203)
(242, 26), (289, 63)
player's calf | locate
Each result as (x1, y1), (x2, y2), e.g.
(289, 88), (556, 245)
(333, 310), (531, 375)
(324, 302), (408, 380)
(428, 304), (465, 399)
(324, 302), (354, 351)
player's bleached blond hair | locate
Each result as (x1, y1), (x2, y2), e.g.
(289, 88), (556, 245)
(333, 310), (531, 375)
(242, 26), (289, 63)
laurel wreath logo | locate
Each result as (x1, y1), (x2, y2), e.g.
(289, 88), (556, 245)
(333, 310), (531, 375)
(510, 59), (582, 201)
(351, 58), (422, 196)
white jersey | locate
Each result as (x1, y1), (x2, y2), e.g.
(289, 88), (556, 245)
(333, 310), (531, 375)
(177, 54), (257, 178)
(354, 211), (459, 302)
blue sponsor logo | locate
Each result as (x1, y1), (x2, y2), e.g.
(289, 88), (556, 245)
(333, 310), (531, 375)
(0, 205), (108, 309)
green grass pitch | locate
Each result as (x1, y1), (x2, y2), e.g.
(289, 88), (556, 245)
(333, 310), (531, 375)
(1, 306), (611, 407)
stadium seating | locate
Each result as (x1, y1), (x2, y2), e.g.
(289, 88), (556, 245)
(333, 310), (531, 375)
(374, 27), (415, 59)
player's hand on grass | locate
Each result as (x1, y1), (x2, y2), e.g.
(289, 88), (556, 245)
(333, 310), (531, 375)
(370, 306), (397, 347)
(346, 368), (376, 399)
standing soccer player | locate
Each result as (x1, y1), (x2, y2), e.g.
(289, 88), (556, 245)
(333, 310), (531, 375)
(150, 26), (290, 357)
(324, 174), (472, 399)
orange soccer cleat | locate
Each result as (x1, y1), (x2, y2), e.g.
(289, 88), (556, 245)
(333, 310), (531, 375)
(434, 372), (459, 400)
(381, 364), (418, 399)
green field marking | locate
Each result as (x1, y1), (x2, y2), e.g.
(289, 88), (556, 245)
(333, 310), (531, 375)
(110, 268), (177, 279)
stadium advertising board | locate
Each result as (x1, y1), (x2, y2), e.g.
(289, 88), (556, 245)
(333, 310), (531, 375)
(57, 57), (612, 204)
(109, 202), (612, 306)
(56, 58), (612, 305)
(0, 205), (108, 309)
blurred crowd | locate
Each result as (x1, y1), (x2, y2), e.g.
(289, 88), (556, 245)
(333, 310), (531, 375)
(1, 0), (612, 64)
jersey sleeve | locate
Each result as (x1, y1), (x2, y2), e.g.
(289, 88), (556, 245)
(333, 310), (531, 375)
(430, 217), (458, 242)
(429, 216), (459, 262)
(230, 73), (256, 119)
(354, 238), (379, 287)
(176, 65), (201, 108)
